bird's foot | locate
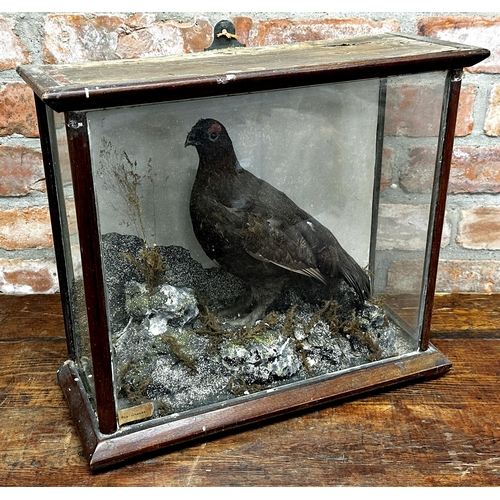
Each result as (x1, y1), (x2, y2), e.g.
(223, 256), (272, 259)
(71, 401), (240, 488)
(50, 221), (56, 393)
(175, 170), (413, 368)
(218, 286), (279, 328)
(223, 305), (268, 328)
(217, 298), (252, 323)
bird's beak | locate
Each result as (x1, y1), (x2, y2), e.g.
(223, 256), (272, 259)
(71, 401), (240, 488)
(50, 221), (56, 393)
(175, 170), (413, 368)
(184, 132), (197, 148)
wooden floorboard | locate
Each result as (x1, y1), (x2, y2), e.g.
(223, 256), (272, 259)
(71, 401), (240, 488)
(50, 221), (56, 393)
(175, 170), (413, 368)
(0, 293), (499, 486)
(431, 293), (500, 338)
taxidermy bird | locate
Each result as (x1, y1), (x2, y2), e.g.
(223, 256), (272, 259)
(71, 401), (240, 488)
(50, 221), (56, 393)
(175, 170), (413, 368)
(185, 118), (371, 326)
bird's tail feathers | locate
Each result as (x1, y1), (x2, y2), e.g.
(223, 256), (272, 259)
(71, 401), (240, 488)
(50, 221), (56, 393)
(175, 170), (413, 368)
(339, 252), (371, 304)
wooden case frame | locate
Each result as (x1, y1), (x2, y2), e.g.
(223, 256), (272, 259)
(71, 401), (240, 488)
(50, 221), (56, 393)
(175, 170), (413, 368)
(18, 33), (490, 470)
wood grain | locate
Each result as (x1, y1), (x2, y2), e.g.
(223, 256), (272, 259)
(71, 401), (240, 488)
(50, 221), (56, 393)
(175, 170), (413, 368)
(431, 293), (500, 337)
(0, 293), (499, 485)
(17, 34), (490, 112)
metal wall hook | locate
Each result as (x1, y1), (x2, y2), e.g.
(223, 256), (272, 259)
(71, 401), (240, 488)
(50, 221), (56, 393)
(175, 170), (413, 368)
(205, 20), (245, 51)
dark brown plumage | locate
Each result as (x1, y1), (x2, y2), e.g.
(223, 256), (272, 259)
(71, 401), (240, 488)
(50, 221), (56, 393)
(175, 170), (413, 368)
(185, 118), (370, 326)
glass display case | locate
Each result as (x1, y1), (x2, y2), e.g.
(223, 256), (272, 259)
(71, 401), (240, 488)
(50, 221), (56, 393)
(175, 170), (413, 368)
(18, 33), (489, 470)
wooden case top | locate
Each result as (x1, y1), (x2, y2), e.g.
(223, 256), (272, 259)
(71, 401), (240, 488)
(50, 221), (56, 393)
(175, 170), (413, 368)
(18, 33), (490, 112)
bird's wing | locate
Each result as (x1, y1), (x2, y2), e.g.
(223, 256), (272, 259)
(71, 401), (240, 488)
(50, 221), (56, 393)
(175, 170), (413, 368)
(205, 170), (327, 284)
(238, 212), (328, 285)
(247, 248), (327, 284)
(297, 215), (371, 301)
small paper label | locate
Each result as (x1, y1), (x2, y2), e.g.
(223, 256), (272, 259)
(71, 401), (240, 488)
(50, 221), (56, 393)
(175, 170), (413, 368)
(118, 402), (154, 426)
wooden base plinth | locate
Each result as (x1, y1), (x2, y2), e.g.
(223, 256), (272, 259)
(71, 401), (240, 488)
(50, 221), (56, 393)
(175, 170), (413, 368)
(58, 345), (451, 471)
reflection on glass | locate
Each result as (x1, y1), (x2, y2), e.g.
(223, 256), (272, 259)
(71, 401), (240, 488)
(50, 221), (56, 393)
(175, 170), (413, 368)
(71, 73), (447, 426)
(374, 72), (446, 334)
(47, 109), (95, 405)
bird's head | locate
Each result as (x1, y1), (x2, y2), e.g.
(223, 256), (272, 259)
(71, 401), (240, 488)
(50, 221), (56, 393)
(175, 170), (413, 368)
(184, 118), (234, 156)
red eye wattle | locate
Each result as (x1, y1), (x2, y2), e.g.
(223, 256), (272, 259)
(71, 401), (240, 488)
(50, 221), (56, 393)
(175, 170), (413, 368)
(208, 123), (222, 134)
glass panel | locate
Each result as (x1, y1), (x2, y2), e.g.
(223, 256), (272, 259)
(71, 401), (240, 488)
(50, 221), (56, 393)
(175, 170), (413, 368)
(373, 71), (447, 336)
(81, 75), (445, 427)
(46, 109), (95, 405)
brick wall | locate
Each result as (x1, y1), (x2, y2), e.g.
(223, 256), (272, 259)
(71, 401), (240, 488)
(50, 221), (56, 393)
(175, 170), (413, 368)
(0, 12), (499, 294)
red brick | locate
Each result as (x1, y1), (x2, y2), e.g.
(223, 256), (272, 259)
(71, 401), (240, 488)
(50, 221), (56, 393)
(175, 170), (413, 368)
(436, 260), (500, 293)
(399, 147), (437, 194)
(0, 83), (39, 138)
(417, 16), (500, 73)
(121, 14), (212, 53)
(248, 18), (400, 46)
(115, 18), (183, 59)
(385, 82), (475, 138)
(388, 258), (500, 294)
(233, 17), (253, 47)
(450, 146), (500, 194)
(455, 84), (477, 136)
(457, 206), (500, 250)
(0, 146), (45, 196)
(377, 203), (450, 251)
(0, 15), (30, 69)
(384, 82), (443, 137)
(380, 147), (394, 191)
(64, 197), (78, 236)
(0, 258), (58, 293)
(386, 259), (424, 295)
(43, 13), (212, 63)
(399, 145), (500, 195)
(43, 13), (126, 63)
(179, 18), (213, 53)
(0, 206), (53, 250)
(484, 83), (500, 136)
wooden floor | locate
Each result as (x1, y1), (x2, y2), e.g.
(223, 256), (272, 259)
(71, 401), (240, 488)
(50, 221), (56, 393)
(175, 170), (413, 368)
(0, 293), (499, 486)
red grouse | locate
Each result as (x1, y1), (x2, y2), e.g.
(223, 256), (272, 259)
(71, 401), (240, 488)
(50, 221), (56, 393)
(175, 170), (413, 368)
(185, 118), (370, 326)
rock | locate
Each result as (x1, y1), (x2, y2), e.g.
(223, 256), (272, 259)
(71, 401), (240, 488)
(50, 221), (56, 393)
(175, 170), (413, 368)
(100, 232), (416, 421)
(124, 280), (199, 330)
(220, 332), (301, 384)
(102, 232), (246, 332)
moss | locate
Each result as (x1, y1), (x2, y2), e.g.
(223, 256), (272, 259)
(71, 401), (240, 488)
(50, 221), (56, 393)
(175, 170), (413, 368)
(293, 338), (313, 376)
(99, 139), (168, 294)
(234, 310), (281, 343)
(342, 316), (382, 361)
(193, 301), (229, 356)
(154, 400), (172, 418)
(161, 334), (198, 375)
(303, 299), (382, 361)
(281, 303), (298, 337)
(122, 243), (167, 295)
(226, 375), (270, 397)
(195, 294), (384, 377)
(118, 361), (153, 404)
(306, 299), (340, 334)
(368, 294), (387, 308)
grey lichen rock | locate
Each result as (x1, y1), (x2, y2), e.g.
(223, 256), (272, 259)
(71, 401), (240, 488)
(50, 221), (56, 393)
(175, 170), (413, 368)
(124, 281), (199, 330)
(102, 232), (247, 333)
(101, 232), (415, 421)
(220, 332), (301, 384)
(358, 302), (398, 353)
